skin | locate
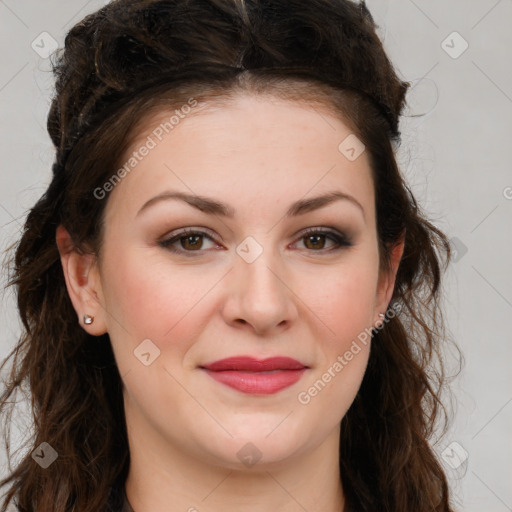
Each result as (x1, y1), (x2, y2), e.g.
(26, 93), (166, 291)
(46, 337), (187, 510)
(57, 93), (404, 512)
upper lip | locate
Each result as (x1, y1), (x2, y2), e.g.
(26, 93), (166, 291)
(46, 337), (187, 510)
(200, 356), (308, 372)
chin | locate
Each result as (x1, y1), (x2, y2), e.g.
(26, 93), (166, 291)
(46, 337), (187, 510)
(196, 426), (311, 471)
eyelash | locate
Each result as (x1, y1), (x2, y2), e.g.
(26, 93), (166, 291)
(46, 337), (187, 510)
(158, 227), (353, 256)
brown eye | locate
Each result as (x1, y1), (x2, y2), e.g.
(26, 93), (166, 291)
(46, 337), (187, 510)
(159, 227), (352, 257)
(180, 234), (204, 250)
(303, 233), (328, 250)
(159, 228), (218, 255)
(296, 228), (353, 252)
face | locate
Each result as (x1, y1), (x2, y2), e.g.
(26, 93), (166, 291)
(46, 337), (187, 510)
(60, 93), (400, 472)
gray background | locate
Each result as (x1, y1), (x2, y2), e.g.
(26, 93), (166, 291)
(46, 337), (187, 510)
(1, 1), (511, 510)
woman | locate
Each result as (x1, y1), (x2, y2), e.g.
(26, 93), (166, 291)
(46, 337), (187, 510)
(0, 0), (459, 511)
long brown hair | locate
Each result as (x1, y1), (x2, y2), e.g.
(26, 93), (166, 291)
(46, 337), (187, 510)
(0, 1), (461, 510)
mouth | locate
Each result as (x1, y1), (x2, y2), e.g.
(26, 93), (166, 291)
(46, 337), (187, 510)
(199, 356), (308, 395)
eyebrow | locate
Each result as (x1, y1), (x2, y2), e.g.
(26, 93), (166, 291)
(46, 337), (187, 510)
(136, 190), (365, 221)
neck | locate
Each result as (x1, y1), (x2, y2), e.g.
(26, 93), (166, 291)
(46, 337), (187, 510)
(124, 426), (346, 512)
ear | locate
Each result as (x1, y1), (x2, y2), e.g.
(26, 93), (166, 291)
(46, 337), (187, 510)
(56, 225), (108, 335)
(373, 230), (405, 327)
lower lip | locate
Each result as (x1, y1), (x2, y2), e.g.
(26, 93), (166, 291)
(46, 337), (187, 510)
(202, 368), (307, 394)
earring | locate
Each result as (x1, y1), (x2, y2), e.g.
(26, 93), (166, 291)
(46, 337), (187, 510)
(83, 314), (94, 325)
(379, 313), (385, 319)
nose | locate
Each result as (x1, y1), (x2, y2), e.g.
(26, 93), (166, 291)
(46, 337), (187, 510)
(221, 240), (299, 337)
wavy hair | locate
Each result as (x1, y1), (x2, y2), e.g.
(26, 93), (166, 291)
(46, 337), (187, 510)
(0, 1), (461, 510)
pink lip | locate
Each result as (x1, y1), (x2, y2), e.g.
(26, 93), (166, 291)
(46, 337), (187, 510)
(200, 356), (308, 394)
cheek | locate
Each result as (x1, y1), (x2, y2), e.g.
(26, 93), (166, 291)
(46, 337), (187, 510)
(100, 247), (220, 359)
(103, 253), (172, 333)
(296, 254), (377, 402)
(303, 258), (378, 341)
(295, 266), (375, 421)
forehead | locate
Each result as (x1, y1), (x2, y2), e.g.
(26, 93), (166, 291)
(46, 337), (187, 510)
(104, 93), (375, 224)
